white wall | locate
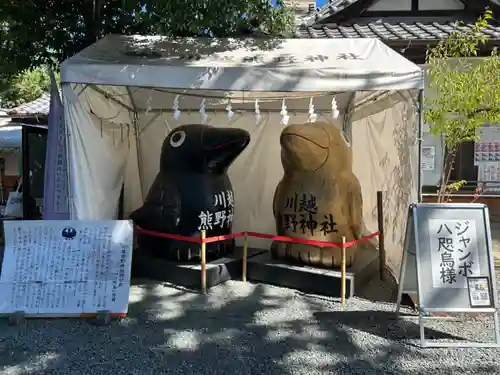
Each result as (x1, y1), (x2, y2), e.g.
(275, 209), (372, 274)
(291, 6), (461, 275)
(367, 0), (464, 11)
(367, 0), (412, 11)
(418, 0), (464, 10)
(2, 151), (19, 176)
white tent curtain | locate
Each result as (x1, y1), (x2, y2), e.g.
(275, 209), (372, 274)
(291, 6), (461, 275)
(61, 84), (418, 273)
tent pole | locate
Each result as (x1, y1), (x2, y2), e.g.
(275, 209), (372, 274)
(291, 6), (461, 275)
(342, 92), (356, 144)
(417, 89), (424, 203)
(126, 87), (144, 202)
(74, 84), (89, 97)
(21, 126), (31, 219)
(89, 85), (135, 112)
(352, 91), (390, 110)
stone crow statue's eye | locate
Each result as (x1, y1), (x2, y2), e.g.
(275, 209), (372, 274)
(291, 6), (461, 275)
(169, 130), (186, 148)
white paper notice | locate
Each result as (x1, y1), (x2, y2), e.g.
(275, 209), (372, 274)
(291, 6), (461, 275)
(421, 146), (436, 171)
(475, 125), (500, 165)
(478, 162), (500, 193)
(467, 277), (492, 307)
(428, 219), (480, 289)
(0, 220), (133, 317)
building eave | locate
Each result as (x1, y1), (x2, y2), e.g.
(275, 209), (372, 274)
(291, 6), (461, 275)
(299, 0), (380, 26)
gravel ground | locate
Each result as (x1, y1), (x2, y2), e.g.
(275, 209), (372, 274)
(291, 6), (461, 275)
(0, 276), (499, 375)
(1, 223), (500, 375)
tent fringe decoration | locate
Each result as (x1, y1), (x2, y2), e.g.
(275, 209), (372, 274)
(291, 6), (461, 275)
(255, 99), (261, 124)
(226, 100), (234, 120)
(331, 96), (340, 119)
(280, 98), (289, 125)
(172, 95), (181, 120)
(308, 97), (317, 123)
(199, 98), (207, 123)
(145, 90), (153, 115)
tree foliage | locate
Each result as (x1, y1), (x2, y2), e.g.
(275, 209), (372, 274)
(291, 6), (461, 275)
(0, 69), (61, 108)
(425, 9), (500, 202)
(1, 0), (294, 74)
(0, 0), (295, 107)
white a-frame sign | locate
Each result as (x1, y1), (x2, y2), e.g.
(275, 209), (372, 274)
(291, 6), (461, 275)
(396, 203), (500, 348)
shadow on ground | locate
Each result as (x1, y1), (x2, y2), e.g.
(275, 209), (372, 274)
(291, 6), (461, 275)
(313, 310), (464, 342)
(0, 279), (499, 375)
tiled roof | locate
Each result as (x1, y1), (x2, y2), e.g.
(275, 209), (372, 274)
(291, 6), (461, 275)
(7, 92), (50, 117)
(297, 18), (500, 41)
(304, 0), (500, 26)
(299, 0), (369, 26)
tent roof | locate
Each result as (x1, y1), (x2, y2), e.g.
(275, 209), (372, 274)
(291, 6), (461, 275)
(61, 35), (424, 92)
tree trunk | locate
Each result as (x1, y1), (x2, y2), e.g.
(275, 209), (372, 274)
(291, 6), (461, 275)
(84, 0), (103, 47)
(438, 150), (457, 203)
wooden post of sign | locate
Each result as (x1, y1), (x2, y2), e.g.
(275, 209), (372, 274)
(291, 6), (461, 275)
(341, 236), (347, 306)
(377, 191), (386, 281)
(201, 230), (207, 294)
(242, 232), (248, 282)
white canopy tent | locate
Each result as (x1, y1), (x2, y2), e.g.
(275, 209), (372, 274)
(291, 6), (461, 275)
(57, 35), (424, 274)
(0, 110), (11, 127)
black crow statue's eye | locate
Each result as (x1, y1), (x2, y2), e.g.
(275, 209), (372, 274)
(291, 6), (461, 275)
(169, 130), (186, 148)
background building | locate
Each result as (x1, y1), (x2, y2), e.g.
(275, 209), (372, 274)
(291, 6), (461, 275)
(301, 0), (500, 212)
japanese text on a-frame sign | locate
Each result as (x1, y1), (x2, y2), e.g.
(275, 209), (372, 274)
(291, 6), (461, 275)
(428, 219), (480, 288)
